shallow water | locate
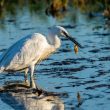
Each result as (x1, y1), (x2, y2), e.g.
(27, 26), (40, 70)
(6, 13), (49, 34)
(0, 3), (110, 110)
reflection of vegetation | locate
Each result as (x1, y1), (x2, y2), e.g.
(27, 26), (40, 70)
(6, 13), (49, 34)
(28, 0), (48, 13)
(47, 0), (68, 12)
(72, 0), (105, 12)
(45, 0), (68, 19)
(71, 0), (110, 18)
(0, 0), (110, 21)
(0, 0), (48, 20)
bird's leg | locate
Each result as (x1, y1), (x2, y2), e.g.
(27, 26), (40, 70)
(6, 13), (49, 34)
(24, 68), (29, 86)
(30, 64), (36, 88)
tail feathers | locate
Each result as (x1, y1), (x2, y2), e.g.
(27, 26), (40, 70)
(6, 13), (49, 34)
(0, 67), (4, 73)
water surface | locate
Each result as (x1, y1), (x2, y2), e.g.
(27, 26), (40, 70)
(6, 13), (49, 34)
(0, 1), (110, 110)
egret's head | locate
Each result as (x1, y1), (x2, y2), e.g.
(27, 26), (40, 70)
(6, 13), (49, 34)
(49, 26), (82, 48)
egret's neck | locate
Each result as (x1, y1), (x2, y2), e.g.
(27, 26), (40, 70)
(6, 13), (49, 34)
(47, 33), (61, 49)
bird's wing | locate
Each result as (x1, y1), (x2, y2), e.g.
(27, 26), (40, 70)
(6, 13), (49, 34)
(0, 33), (48, 71)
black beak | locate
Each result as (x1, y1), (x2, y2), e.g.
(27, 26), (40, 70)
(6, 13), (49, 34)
(63, 31), (83, 48)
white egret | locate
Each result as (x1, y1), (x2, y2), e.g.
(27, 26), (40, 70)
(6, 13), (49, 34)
(0, 26), (82, 88)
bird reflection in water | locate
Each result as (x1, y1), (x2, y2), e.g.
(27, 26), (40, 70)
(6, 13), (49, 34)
(0, 81), (64, 110)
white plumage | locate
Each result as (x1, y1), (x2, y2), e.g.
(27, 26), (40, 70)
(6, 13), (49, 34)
(0, 26), (82, 88)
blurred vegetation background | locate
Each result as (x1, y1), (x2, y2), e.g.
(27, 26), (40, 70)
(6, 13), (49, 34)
(0, 0), (110, 20)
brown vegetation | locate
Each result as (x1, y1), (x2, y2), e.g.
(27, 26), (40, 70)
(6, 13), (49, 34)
(0, 0), (110, 19)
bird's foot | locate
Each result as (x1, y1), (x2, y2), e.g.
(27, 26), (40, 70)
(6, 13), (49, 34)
(30, 83), (43, 96)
